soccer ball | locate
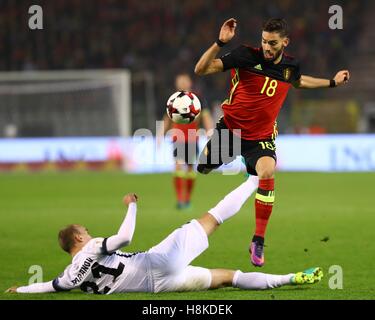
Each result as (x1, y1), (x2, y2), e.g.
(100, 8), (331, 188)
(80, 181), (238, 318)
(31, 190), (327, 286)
(166, 91), (201, 124)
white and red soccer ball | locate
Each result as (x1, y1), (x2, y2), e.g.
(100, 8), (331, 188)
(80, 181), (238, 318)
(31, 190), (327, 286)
(166, 91), (201, 124)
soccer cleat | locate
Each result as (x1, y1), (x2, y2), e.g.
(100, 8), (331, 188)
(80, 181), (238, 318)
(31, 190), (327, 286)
(176, 202), (192, 211)
(176, 202), (185, 210)
(249, 239), (265, 267)
(291, 267), (323, 285)
(183, 201), (192, 210)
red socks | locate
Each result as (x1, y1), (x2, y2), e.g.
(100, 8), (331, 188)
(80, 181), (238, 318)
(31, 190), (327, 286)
(174, 175), (185, 204)
(174, 171), (196, 204)
(185, 174), (195, 203)
(254, 178), (275, 238)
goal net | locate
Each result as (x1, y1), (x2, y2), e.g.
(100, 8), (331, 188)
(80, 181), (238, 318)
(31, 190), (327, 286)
(0, 70), (131, 138)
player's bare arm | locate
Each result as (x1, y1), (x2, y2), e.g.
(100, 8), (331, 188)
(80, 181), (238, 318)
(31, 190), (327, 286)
(294, 70), (350, 89)
(194, 18), (237, 75)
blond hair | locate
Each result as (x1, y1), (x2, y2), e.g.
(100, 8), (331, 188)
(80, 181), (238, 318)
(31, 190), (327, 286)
(58, 224), (82, 253)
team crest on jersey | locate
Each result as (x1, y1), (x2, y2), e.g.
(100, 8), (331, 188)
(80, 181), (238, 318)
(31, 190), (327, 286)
(283, 68), (292, 81)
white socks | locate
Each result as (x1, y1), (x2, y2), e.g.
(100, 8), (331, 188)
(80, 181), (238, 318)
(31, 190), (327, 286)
(232, 271), (294, 290)
(208, 175), (259, 224)
(208, 177), (294, 291)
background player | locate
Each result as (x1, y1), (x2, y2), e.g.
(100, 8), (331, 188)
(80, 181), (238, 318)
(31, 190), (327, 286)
(160, 73), (213, 210)
(6, 179), (322, 294)
(194, 18), (350, 267)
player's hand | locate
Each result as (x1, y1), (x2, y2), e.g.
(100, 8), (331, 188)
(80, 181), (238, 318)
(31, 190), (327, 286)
(123, 193), (138, 206)
(334, 70), (350, 86)
(5, 286), (18, 293)
(219, 18), (237, 44)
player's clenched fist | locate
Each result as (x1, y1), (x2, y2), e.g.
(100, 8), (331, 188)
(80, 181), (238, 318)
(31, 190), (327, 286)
(219, 18), (237, 44)
(334, 70), (350, 86)
(123, 193), (138, 206)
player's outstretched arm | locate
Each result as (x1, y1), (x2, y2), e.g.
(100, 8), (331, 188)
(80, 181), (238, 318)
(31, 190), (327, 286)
(104, 193), (138, 253)
(6, 281), (57, 294)
(293, 70), (350, 89)
(194, 18), (237, 75)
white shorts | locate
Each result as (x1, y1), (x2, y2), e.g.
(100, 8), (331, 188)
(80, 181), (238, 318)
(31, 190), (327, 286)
(147, 219), (211, 293)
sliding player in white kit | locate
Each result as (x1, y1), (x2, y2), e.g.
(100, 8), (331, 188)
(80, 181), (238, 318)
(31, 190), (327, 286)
(6, 178), (322, 294)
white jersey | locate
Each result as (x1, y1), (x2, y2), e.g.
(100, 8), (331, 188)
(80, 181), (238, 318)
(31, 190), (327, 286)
(51, 220), (211, 294)
(53, 238), (153, 294)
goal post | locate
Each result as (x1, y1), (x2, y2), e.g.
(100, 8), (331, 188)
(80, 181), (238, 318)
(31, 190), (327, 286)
(0, 70), (131, 138)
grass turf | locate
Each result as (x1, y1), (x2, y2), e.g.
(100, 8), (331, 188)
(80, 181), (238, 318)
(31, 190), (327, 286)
(0, 171), (374, 300)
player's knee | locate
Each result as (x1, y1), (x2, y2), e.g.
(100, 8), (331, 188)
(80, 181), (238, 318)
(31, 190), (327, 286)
(255, 156), (276, 179)
(257, 167), (275, 179)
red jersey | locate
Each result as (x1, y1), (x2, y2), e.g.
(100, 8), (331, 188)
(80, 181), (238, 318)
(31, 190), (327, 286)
(220, 46), (301, 140)
(172, 120), (199, 143)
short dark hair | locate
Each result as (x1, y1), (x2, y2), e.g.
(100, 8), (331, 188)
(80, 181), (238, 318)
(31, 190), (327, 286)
(58, 224), (82, 253)
(262, 18), (289, 37)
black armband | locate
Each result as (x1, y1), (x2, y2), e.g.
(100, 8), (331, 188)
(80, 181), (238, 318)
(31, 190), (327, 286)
(52, 278), (70, 292)
(216, 39), (227, 47)
(329, 79), (336, 88)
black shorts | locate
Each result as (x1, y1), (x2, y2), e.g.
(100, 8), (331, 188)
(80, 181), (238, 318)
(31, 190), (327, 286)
(173, 141), (199, 165)
(197, 117), (277, 175)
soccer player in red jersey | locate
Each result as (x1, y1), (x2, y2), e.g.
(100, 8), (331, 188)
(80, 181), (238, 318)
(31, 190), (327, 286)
(161, 73), (213, 210)
(194, 18), (350, 267)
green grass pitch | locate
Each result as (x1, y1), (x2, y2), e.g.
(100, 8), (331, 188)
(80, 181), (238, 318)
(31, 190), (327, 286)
(0, 171), (374, 300)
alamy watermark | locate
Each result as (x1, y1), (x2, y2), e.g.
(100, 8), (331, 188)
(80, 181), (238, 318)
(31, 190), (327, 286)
(28, 5), (43, 30)
(136, 121), (244, 175)
(27, 5), (342, 33)
(328, 265), (343, 289)
(329, 5), (343, 30)
(28, 265), (43, 285)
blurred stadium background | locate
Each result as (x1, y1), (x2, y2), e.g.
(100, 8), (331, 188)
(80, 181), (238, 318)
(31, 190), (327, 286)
(0, 0), (374, 172)
(0, 0), (375, 300)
